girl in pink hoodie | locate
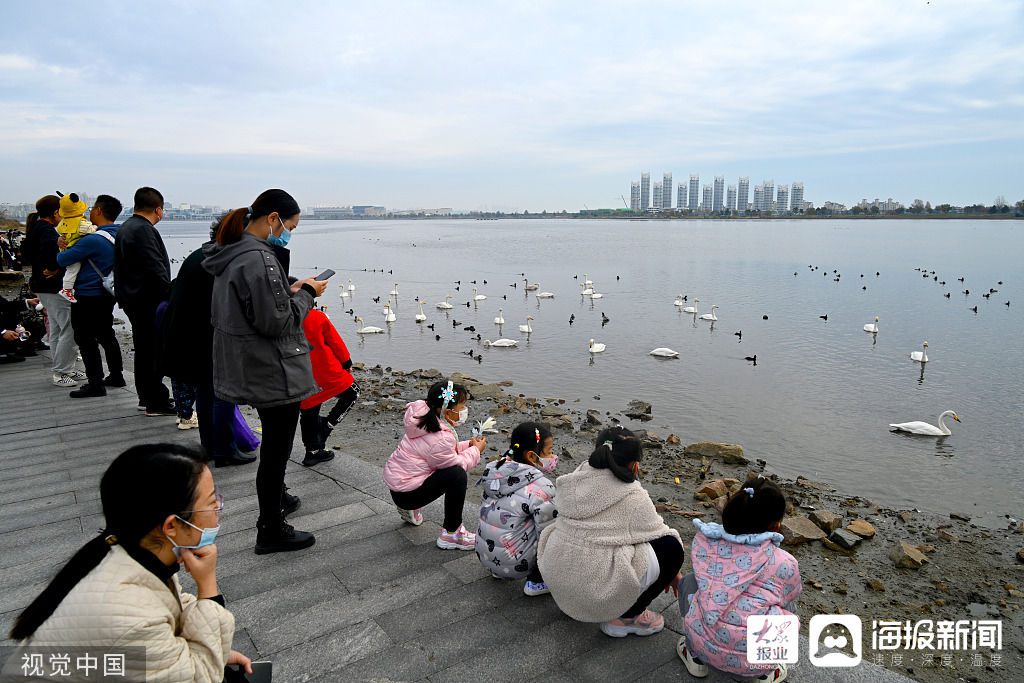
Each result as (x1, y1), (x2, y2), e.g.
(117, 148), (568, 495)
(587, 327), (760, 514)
(383, 380), (484, 550)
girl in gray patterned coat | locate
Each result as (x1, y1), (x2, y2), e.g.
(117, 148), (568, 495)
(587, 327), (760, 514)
(475, 422), (558, 596)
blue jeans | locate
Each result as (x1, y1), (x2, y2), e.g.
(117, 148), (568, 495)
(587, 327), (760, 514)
(196, 381), (237, 458)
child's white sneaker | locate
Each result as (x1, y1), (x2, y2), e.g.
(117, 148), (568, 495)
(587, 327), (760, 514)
(177, 414), (199, 430)
(397, 507), (423, 526)
(676, 636), (709, 677)
(600, 609), (664, 637)
(58, 289), (77, 303)
(523, 580), (550, 596)
(436, 523), (474, 550)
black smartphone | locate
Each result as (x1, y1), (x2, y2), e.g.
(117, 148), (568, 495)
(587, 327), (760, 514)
(314, 269), (335, 281)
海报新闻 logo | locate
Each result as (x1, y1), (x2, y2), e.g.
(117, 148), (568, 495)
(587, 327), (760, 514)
(809, 614), (863, 667)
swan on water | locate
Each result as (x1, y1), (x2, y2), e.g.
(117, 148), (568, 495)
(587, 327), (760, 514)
(493, 308), (505, 325)
(910, 341), (929, 363)
(589, 339), (606, 353)
(389, 283), (399, 296)
(347, 279), (355, 292)
(519, 316), (534, 333)
(415, 301), (427, 322)
(483, 339), (518, 347)
(436, 295), (454, 309)
(355, 317), (384, 334)
(383, 301), (396, 322)
(682, 299), (699, 314)
(525, 282), (540, 291)
(674, 294), (686, 307)
(580, 283), (594, 296)
(473, 287), (487, 301)
(583, 273), (593, 286)
(590, 291), (603, 299)
(536, 291), (555, 299)
(890, 410), (960, 436)
(649, 348), (679, 358)
(700, 305), (719, 321)
(864, 316), (879, 333)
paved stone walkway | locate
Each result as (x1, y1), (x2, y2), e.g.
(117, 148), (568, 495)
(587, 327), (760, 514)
(0, 353), (913, 681)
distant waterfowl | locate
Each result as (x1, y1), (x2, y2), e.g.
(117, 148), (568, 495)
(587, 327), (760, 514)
(601, 312), (610, 324)
(682, 299), (699, 314)
(347, 279), (356, 291)
(493, 308), (505, 325)
(970, 306), (978, 313)
(700, 305), (719, 321)
(390, 283), (399, 296)
(910, 341), (928, 363)
(483, 339), (518, 347)
(436, 295), (454, 309)
(583, 274), (593, 286)
(355, 317), (384, 334)
(384, 301), (396, 323)
(890, 410), (960, 436)
(648, 347), (678, 358)
(536, 291), (555, 299)
(415, 301), (427, 322)
(744, 355), (757, 362)
(525, 282), (540, 291)
(734, 331), (742, 339)
(519, 316), (534, 333)
(674, 294), (686, 306)
(863, 317), (879, 333)
(589, 339), (606, 353)
(568, 314), (575, 325)
(819, 314), (828, 321)
(762, 315), (769, 320)
(580, 283), (594, 296)
(473, 287), (487, 301)
(590, 291), (603, 299)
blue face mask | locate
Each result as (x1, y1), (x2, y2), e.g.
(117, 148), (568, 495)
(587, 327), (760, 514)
(165, 515), (220, 558)
(267, 217), (291, 247)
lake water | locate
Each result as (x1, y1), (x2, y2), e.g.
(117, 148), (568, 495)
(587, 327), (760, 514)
(157, 218), (1023, 527)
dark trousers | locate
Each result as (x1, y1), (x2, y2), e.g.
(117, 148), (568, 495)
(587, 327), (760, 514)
(123, 302), (169, 409)
(390, 465), (467, 532)
(196, 381), (237, 459)
(70, 294), (122, 386)
(255, 402), (301, 527)
(298, 383), (359, 450)
(621, 534), (685, 619)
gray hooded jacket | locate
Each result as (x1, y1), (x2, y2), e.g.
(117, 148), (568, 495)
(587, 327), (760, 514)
(202, 233), (315, 408)
(474, 458), (557, 579)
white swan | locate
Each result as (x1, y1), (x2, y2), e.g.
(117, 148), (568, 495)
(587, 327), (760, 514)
(580, 283), (594, 296)
(590, 291), (603, 299)
(389, 282), (399, 296)
(383, 300), (396, 322)
(682, 298), (699, 314)
(864, 317), (879, 333)
(436, 295), (454, 309)
(415, 301), (427, 322)
(890, 410), (960, 436)
(674, 294), (685, 307)
(536, 291), (555, 299)
(583, 273), (593, 286)
(525, 282), (540, 291)
(339, 285), (349, 299)
(589, 339), (606, 353)
(347, 279), (355, 292)
(910, 341), (928, 363)
(473, 287), (487, 301)
(700, 305), (719, 321)
(483, 339), (517, 347)
(493, 308), (505, 325)
(649, 348), (679, 358)
(519, 316), (534, 333)
(355, 317), (384, 334)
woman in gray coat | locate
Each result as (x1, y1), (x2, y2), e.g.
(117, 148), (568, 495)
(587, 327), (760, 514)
(203, 189), (327, 554)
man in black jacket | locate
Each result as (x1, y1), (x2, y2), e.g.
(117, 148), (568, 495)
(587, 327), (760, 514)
(113, 187), (174, 415)
(0, 294), (39, 363)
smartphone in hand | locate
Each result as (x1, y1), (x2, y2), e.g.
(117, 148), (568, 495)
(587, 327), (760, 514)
(314, 269), (335, 281)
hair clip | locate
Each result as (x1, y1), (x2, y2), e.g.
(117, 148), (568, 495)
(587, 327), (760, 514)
(603, 440), (613, 449)
(535, 428), (541, 442)
(743, 487), (755, 498)
(104, 533), (118, 545)
(439, 380), (456, 409)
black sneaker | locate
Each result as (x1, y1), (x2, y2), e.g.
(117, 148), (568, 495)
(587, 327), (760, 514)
(301, 449), (335, 467)
(254, 520), (315, 555)
(214, 450), (257, 468)
(146, 403), (177, 416)
(103, 373), (127, 387)
(282, 489), (301, 517)
(70, 383), (107, 398)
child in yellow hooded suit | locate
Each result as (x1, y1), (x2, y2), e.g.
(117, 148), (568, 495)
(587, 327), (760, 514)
(56, 192), (95, 303)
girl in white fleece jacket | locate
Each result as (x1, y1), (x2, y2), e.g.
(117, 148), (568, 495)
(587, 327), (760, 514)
(538, 427), (685, 638)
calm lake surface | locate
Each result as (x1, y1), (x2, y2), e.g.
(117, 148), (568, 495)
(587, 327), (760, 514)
(158, 218), (1023, 526)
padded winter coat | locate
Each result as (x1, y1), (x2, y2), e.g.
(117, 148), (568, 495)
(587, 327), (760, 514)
(475, 458), (557, 579)
(18, 544), (233, 682)
(383, 400), (481, 492)
(537, 462), (680, 622)
(300, 308), (355, 410)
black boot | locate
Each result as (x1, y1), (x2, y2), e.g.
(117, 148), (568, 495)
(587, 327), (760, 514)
(302, 449), (335, 467)
(70, 383), (107, 398)
(254, 517), (315, 555)
(281, 486), (301, 517)
(102, 373), (127, 387)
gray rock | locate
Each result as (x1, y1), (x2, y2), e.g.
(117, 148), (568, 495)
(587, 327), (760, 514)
(889, 541), (928, 569)
(370, 365), (384, 375)
(418, 368), (442, 379)
(780, 516), (827, 545)
(471, 383), (505, 400)
(683, 441), (749, 465)
(830, 529), (862, 550)
(624, 400), (652, 421)
(810, 510), (844, 533)
(950, 512), (971, 522)
(586, 410), (602, 426)
(540, 405), (565, 417)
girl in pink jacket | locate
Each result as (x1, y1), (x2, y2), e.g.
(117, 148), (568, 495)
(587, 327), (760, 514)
(384, 380), (484, 550)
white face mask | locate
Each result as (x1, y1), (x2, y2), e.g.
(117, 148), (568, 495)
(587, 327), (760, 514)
(449, 407), (468, 426)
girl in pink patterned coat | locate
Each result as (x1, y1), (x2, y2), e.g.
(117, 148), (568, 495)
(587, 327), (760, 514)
(678, 477), (800, 682)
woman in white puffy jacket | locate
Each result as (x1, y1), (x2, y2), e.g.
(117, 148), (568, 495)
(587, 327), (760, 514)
(8, 444), (251, 682)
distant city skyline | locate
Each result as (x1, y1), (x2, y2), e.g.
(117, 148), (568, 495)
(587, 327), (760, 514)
(1, 3), (1021, 211)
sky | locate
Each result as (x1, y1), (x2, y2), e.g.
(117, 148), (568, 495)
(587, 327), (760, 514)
(2, 1), (1022, 212)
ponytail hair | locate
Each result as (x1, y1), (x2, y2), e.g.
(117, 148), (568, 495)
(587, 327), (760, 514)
(215, 189), (300, 245)
(721, 476), (787, 536)
(588, 426), (642, 483)
(503, 422), (551, 465)
(10, 444), (206, 640)
(417, 379), (468, 433)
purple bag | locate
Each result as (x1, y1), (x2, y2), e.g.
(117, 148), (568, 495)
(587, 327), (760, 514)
(233, 407), (261, 453)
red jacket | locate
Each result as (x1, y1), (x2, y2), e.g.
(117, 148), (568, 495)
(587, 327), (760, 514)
(300, 310), (355, 409)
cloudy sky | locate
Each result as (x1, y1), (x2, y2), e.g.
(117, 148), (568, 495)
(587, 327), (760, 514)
(2, 1), (1022, 211)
